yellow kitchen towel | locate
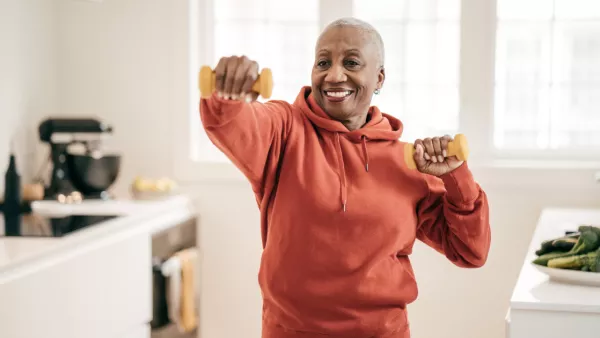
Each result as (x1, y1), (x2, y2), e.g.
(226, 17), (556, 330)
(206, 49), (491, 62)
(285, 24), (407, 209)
(175, 247), (198, 332)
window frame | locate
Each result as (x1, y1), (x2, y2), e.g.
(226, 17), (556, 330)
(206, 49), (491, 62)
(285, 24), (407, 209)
(172, 0), (600, 184)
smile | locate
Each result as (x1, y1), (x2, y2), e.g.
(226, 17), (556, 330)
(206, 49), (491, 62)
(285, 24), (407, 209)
(324, 90), (354, 102)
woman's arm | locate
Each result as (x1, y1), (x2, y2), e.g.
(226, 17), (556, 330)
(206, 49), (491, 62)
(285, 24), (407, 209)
(415, 162), (491, 268)
(199, 56), (292, 196)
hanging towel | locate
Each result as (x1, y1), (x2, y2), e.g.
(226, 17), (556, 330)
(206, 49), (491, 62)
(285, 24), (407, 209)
(161, 255), (182, 328)
(161, 247), (199, 333)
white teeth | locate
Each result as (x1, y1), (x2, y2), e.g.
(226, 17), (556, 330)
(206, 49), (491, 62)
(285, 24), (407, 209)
(326, 91), (351, 98)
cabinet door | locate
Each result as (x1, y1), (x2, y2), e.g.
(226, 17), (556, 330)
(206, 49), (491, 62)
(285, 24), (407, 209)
(0, 233), (152, 338)
(508, 308), (600, 338)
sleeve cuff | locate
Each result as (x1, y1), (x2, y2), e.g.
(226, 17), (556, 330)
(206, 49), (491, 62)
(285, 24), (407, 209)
(439, 162), (480, 204)
(200, 93), (247, 127)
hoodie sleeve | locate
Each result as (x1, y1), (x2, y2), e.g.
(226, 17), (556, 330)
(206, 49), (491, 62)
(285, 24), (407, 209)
(199, 94), (291, 195)
(415, 162), (491, 268)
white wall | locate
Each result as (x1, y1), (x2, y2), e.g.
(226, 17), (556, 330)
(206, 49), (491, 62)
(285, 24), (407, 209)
(0, 0), (59, 193)
(55, 0), (175, 185)
(52, 1), (600, 338)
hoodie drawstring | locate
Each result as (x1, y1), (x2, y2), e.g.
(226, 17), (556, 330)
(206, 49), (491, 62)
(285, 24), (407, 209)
(334, 133), (348, 212)
(334, 133), (371, 212)
(361, 135), (370, 172)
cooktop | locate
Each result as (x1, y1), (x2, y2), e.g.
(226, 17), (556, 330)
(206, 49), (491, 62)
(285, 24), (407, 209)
(0, 213), (119, 238)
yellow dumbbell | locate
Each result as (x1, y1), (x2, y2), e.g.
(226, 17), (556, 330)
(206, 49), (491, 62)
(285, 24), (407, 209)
(198, 65), (273, 99)
(404, 134), (470, 170)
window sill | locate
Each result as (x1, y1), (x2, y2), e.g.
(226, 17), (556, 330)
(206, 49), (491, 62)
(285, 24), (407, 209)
(468, 159), (600, 190)
(471, 158), (600, 171)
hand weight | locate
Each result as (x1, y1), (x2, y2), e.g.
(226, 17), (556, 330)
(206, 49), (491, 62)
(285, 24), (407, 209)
(198, 65), (273, 99)
(404, 134), (470, 170)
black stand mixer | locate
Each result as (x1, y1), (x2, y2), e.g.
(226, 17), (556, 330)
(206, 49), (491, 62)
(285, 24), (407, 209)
(38, 118), (121, 202)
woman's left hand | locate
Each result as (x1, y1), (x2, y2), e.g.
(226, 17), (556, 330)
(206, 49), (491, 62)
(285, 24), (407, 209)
(413, 135), (464, 177)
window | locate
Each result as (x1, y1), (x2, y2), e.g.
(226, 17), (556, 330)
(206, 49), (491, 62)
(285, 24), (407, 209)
(180, 0), (600, 179)
(193, 0), (318, 163)
(495, 0), (600, 151)
(213, 0), (318, 102)
(354, 0), (461, 142)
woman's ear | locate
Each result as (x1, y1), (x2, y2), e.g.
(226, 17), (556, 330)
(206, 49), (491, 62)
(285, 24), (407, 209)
(377, 66), (386, 90)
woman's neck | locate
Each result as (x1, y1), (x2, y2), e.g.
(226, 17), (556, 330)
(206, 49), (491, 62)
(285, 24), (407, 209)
(341, 114), (368, 131)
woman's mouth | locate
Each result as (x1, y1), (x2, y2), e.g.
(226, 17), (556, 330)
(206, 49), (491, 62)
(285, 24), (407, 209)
(324, 90), (353, 102)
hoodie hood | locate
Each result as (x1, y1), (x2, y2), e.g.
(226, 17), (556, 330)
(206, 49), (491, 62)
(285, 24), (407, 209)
(294, 86), (404, 212)
(294, 86), (404, 143)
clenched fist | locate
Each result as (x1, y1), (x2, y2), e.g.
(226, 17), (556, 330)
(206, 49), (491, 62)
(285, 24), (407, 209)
(413, 135), (464, 177)
(214, 55), (260, 102)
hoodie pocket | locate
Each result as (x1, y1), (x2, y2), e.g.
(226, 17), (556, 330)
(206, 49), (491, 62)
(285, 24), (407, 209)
(389, 254), (418, 303)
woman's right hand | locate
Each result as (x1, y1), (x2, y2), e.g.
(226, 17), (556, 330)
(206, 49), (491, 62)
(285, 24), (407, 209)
(214, 55), (260, 102)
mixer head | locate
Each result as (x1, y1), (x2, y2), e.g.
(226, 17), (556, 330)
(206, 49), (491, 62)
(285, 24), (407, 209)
(39, 118), (113, 144)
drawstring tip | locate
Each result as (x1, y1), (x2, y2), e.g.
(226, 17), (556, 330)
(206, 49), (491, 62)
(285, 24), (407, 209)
(365, 163), (369, 172)
(343, 202), (347, 212)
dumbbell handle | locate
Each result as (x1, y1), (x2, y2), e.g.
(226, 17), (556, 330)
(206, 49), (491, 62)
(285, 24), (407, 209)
(404, 134), (469, 170)
(198, 65), (273, 99)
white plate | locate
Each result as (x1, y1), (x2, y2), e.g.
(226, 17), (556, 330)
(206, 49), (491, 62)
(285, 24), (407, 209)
(533, 263), (600, 287)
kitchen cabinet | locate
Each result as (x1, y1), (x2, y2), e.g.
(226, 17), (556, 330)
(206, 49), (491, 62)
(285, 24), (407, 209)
(0, 231), (151, 338)
(506, 208), (600, 338)
(0, 195), (198, 338)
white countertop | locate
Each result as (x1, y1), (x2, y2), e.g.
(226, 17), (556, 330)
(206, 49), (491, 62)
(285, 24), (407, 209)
(0, 195), (195, 282)
(510, 207), (600, 313)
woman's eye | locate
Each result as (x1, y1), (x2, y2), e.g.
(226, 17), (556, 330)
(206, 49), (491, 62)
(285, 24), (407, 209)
(317, 60), (329, 67)
(345, 60), (360, 67)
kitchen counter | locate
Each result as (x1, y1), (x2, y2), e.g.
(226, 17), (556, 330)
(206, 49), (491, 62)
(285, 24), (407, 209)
(0, 195), (195, 282)
(0, 194), (198, 338)
(506, 207), (600, 338)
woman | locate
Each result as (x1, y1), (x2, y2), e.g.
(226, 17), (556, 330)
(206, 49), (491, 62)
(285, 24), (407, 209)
(200, 18), (491, 338)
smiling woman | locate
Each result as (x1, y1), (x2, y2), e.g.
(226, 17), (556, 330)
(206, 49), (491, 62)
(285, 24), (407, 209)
(311, 18), (385, 131)
(198, 17), (491, 338)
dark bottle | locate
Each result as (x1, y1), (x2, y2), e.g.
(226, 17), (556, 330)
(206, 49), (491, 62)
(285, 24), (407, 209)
(3, 153), (21, 236)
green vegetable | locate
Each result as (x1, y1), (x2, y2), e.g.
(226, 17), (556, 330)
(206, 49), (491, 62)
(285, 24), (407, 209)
(535, 240), (557, 256)
(571, 230), (600, 253)
(551, 236), (578, 251)
(590, 248), (600, 272)
(533, 230), (599, 266)
(535, 232), (580, 256)
(534, 251), (573, 266)
(578, 225), (600, 239)
(547, 251), (598, 269)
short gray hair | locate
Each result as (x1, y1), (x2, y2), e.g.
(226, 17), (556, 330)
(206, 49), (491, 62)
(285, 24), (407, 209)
(320, 17), (385, 67)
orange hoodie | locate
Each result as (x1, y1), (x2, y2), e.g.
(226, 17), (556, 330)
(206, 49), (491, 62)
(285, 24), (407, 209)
(200, 87), (491, 338)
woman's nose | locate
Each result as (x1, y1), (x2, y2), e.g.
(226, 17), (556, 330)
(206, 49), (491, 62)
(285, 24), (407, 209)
(324, 64), (347, 83)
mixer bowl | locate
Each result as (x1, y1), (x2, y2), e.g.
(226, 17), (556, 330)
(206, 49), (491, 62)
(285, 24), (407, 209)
(66, 153), (121, 195)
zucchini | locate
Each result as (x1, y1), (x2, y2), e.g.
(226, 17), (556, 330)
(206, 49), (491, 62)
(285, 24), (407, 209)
(547, 251), (597, 269)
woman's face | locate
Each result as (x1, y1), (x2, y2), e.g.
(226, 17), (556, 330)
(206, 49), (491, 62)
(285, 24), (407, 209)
(311, 25), (385, 123)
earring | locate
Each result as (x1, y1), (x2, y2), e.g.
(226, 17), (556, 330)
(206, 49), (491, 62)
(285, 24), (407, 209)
(374, 89), (381, 95)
